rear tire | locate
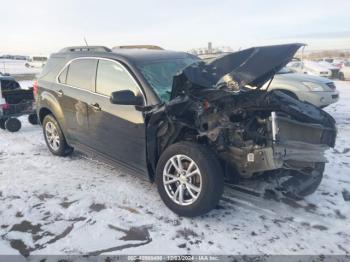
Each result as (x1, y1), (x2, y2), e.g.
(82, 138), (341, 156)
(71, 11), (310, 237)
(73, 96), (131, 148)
(5, 118), (21, 132)
(43, 114), (73, 156)
(28, 113), (38, 125)
(339, 72), (345, 81)
(156, 142), (224, 217)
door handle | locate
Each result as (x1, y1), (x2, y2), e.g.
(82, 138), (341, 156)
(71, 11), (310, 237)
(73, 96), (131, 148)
(55, 89), (64, 97)
(90, 103), (101, 111)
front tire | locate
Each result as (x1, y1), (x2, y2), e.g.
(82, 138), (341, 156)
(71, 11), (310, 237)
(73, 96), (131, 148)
(156, 142), (224, 217)
(339, 72), (345, 81)
(43, 114), (73, 156)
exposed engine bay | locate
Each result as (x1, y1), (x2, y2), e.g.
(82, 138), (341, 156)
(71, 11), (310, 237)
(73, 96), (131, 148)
(146, 43), (337, 198)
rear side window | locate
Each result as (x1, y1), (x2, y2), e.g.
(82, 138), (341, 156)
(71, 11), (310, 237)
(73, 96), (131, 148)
(96, 59), (140, 96)
(39, 56), (66, 82)
(58, 66), (69, 84)
(66, 59), (97, 91)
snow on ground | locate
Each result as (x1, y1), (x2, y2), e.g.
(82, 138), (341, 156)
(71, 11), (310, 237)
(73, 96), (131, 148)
(0, 59), (41, 76)
(0, 82), (349, 256)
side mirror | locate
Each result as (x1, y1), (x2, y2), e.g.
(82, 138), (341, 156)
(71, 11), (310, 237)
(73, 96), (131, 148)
(110, 90), (143, 106)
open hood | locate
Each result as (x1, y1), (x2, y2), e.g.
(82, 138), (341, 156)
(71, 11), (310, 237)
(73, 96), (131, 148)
(171, 43), (304, 99)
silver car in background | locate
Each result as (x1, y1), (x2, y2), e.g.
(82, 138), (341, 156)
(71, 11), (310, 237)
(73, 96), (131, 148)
(264, 67), (339, 108)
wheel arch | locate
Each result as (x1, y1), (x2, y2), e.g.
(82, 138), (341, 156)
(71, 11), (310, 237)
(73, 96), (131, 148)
(273, 89), (299, 99)
(38, 105), (69, 143)
(147, 122), (205, 182)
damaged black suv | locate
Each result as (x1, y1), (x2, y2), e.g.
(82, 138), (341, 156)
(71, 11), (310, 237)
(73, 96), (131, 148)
(36, 44), (336, 217)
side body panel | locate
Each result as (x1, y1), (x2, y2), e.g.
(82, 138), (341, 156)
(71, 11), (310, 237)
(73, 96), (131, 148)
(86, 94), (147, 173)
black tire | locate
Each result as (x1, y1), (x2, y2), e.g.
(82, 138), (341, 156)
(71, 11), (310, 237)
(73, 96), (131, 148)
(339, 72), (345, 81)
(5, 118), (21, 132)
(282, 163), (325, 199)
(42, 114), (73, 156)
(28, 113), (38, 125)
(0, 118), (7, 130)
(156, 142), (224, 217)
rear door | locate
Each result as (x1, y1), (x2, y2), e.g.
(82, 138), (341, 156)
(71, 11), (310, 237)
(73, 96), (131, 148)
(87, 59), (147, 173)
(57, 58), (97, 145)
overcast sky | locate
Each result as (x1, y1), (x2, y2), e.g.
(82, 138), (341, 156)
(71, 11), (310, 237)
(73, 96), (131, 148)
(1, 0), (350, 55)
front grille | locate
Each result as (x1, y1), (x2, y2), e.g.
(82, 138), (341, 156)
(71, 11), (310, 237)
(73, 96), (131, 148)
(332, 94), (339, 99)
(273, 113), (336, 148)
(276, 116), (323, 145)
(326, 82), (336, 89)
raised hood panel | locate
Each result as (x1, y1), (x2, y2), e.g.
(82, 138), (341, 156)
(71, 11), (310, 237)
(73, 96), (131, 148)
(171, 43), (304, 99)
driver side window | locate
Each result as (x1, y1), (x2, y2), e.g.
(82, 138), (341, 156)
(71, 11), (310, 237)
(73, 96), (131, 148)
(96, 59), (140, 97)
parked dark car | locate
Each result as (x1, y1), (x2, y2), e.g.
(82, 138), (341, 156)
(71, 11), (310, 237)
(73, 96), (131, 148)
(35, 44), (337, 217)
(0, 75), (37, 132)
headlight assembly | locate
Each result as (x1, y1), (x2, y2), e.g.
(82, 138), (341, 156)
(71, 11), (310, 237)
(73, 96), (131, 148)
(302, 82), (324, 91)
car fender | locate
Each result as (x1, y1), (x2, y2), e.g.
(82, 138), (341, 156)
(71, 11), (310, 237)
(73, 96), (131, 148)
(268, 81), (306, 98)
(38, 90), (67, 132)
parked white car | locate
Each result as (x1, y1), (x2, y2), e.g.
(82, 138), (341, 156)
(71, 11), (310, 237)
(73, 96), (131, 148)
(25, 56), (47, 68)
(318, 61), (340, 78)
(287, 60), (331, 78)
(339, 61), (350, 80)
(264, 67), (339, 107)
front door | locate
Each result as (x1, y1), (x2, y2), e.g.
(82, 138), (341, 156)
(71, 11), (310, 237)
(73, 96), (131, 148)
(87, 59), (147, 173)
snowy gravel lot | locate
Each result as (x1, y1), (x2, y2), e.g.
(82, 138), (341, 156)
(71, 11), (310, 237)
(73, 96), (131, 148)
(0, 81), (349, 256)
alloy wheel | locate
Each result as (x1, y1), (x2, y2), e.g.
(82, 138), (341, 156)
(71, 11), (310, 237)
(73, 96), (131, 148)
(163, 154), (202, 206)
(45, 121), (60, 151)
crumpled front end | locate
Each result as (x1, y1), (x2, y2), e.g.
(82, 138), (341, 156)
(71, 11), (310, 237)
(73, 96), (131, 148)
(147, 89), (336, 182)
(222, 107), (336, 178)
(146, 44), (337, 197)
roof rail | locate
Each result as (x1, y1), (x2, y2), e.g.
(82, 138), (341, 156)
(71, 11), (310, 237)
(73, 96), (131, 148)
(112, 45), (164, 51)
(59, 46), (112, 53)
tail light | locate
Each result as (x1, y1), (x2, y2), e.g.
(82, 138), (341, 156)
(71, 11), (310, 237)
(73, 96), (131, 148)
(0, 103), (10, 110)
(33, 80), (38, 97)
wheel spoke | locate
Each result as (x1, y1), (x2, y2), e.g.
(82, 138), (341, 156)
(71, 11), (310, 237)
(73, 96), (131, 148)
(170, 158), (181, 173)
(186, 182), (200, 193)
(176, 155), (183, 170)
(186, 160), (195, 174)
(185, 183), (196, 198)
(164, 178), (178, 185)
(172, 186), (180, 200)
(46, 123), (52, 133)
(164, 173), (178, 180)
(186, 168), (199, 178)
(178, 184), (184, 204)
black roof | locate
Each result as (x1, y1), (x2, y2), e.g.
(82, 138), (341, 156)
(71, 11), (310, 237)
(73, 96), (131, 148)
(112, 48), (197, 64)
(55, 46), (197, 65)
